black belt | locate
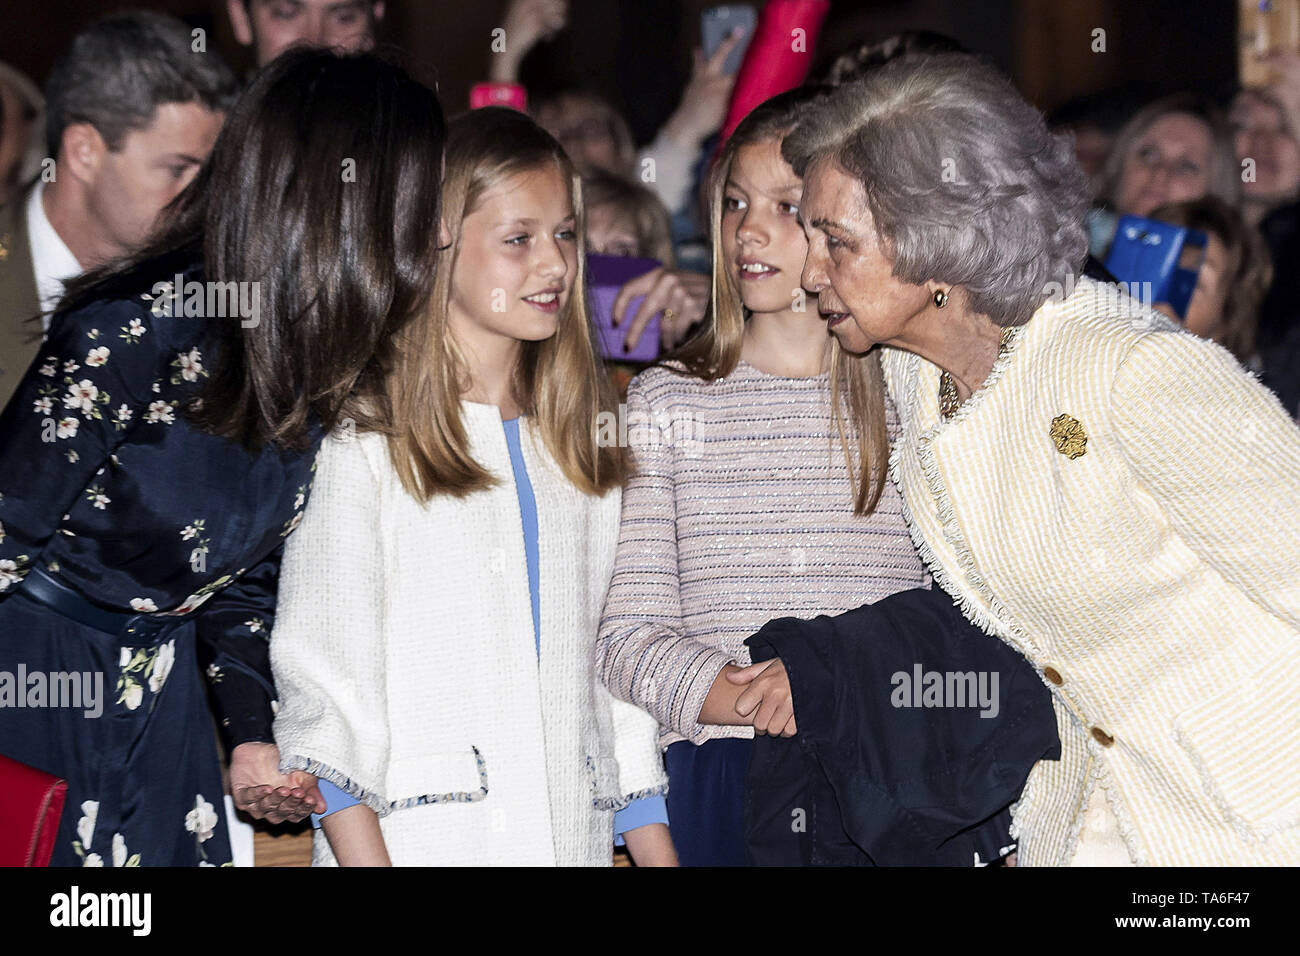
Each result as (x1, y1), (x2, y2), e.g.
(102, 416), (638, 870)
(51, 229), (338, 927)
(18, 566), (140, 636)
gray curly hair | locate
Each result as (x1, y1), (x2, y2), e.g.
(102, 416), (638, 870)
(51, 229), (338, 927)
(782, 52), (1090, 327)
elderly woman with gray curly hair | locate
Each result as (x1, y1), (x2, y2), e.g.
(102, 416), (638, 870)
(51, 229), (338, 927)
(734, 52), (1300, 866)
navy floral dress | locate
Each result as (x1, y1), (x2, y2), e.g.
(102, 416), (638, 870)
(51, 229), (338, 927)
(0, 270), (322, 866)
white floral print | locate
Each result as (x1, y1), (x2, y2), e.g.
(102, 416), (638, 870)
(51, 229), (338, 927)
(130, 597), (158, 612)
(56, 417), (79, 439)
(119, 318), (146, 344)
(149, 640), (176, 693)
(116, 649), (148, 710)
(185, 795), (218, 843)
(146, 400), (175, 424)
(121, 681), (143, 711)
(72, 800), (104, 864)
(76, 800), (98, 847)
(171, 348), (205, 384)
(63, 380), (98, 415)
(32, 397), (52, 415)
(174, 591), (213, 615)
(85, 346), (110, 367)
(0, 558), (28, 591)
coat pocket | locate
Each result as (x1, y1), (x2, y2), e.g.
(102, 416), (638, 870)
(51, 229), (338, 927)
(387, 747), (489, 810)
(587, 754), (624, 811)
(1172, 642), (1300, 840)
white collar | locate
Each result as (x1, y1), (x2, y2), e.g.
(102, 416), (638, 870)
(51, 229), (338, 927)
(26, 180), (83, 326)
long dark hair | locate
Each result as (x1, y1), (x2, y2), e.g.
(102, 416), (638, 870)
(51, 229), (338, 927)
(57, 48), (448, 452)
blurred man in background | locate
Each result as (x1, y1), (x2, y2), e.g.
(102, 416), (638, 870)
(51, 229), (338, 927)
(0, 11), (238, 411)
(226, 0), (384, 67)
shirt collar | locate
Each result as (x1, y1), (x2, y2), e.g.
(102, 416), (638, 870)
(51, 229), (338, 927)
(26, 180), (84, 324)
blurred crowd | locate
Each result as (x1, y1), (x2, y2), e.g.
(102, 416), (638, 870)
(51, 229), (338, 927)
(5, 1), (1299, 417)
(2, 0), (1299, 872)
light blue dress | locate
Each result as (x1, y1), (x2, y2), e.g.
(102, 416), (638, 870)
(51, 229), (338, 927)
(312, 417), (666, 844)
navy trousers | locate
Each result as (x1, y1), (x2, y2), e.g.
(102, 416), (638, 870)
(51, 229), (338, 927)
(664, 737), (753, 867)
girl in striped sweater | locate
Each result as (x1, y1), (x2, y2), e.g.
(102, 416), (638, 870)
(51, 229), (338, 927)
(596, 88), (929, 866)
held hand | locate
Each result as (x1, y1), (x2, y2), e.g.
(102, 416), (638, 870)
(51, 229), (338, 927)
(727, 658), (797, 736)
(612, 267), (709, 352)
(662, 31), (745, 148)
(230, 741), (325, 824)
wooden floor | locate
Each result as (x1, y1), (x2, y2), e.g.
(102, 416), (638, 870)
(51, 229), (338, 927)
(251, 824), (633, 866)
(252, 823), (313, 867)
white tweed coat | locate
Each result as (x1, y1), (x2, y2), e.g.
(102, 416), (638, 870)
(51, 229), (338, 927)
(882, 276), (1300, 866)
(271, 402), (666, 866)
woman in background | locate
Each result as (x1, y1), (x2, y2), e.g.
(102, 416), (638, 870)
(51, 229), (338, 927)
(1090, 94), (1239, 258)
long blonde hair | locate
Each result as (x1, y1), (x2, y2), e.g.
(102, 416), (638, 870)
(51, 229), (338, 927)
(670, 87), (891, 515)
(382, 106), (627, 500)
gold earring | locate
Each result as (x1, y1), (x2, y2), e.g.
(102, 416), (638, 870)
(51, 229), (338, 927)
(933, 289), (949, 309)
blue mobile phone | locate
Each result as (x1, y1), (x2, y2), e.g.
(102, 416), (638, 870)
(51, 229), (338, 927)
(1104, 215), (1207, 319)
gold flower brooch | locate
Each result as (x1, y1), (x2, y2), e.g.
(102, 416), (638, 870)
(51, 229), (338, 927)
(1050, 413), (1087, 459)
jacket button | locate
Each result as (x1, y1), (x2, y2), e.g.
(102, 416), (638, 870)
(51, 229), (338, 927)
(1091, 726), (1115, 747)
(1043, 665), (1063, 685)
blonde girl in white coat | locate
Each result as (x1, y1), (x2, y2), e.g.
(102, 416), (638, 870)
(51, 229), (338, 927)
(269, 107), (674, 866)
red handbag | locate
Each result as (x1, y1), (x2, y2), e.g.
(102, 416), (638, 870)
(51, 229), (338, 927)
(0, 753), (67, 866)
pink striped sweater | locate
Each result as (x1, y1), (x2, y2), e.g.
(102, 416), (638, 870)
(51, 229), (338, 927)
(596, 359), (929, 749)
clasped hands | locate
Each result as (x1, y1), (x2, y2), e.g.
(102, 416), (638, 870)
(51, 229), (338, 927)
(230, 741), (324, 824)
(703, 658), (797, 737)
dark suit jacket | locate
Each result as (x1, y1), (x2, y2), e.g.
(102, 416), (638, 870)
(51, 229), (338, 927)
(743, 587), (1061, 866)
(0, 180), (45, 413)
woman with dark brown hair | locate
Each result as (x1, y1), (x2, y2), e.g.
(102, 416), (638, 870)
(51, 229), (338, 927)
(0, 48), (448, 867)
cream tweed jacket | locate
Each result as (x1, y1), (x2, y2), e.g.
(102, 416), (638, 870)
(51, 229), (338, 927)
(271, 403), (666, 866)
(881, 276), (1300, 866)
